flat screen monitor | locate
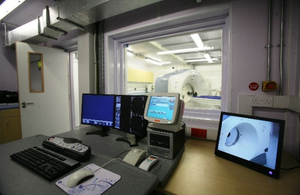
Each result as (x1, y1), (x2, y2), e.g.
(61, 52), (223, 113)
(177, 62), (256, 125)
(81, 94), (115, 136)
(114, 95), (148, 146)
(214, 112), (285, 179)
(144, 92), (183, 131)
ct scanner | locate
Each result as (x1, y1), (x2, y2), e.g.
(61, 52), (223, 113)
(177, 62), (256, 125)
(218, 116), (273, 166)
(154, 69), (212, 103)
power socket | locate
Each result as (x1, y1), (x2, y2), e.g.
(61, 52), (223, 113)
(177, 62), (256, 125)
(251, 96), (273, 107)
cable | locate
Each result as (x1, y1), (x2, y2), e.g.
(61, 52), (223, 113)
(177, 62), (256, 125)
(100, 158), (123, 169)
(113, 149), (132, 158)
(92, 158), (123, 173)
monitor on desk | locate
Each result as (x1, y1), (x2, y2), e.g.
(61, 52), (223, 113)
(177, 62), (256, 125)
(114, 95), (148, 146)
(81, 94), (115, 136)
(144, 92), (184, 132)
(215, 112), (285, 179)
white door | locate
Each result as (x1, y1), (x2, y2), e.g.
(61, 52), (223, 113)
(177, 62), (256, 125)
(16, 42), (71, 138)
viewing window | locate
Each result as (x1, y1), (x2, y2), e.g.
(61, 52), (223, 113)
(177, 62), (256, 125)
(125, 29), (222, 110)
(28, 52), (44, 93)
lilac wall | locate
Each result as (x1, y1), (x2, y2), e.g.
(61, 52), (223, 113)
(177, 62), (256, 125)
(231, 0), (270, 112)
(231, 0), (299, 111)
(0, 29), (18, 92)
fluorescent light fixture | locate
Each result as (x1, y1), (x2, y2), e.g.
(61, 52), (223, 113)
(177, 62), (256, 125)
(157, 47), (213, 55)
(126, 50), (134, 56)
(145, 57), (162, 66)
(190, 33), (213, 63)
(186, 58), (218, 63)
(156, 33), (214, 56)
(204, 53), (213, 63)
(0, 0), (26, 20)
(190, 33), (204, 48)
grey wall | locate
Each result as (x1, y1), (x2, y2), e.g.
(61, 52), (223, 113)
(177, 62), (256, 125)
(0, 29), (18, 92)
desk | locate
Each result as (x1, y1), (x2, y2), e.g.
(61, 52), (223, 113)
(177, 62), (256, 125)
(159, 138), (300, 195)
(0, 126), (183, 195)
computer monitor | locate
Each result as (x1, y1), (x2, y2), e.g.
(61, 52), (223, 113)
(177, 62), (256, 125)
(81, 94), (115, 137)
(144, 92), (184, 132)
(214, 112), (285, 179)
(114, 95), (148, 146)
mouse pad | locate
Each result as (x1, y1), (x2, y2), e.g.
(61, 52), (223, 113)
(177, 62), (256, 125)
(56, 163), (121, 195)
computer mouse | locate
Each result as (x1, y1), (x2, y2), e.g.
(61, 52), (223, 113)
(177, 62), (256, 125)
(132, 149), (140, 153)
(66, 169), (94, 188)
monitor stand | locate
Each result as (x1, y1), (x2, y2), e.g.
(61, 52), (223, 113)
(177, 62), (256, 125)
(116, 133), (138, 147)
(86, 126), (110, 137)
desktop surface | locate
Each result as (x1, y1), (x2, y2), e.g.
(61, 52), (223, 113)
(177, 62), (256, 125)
(0, 126), (184, 195)
(159, 138), (300, 195)
(61, 126), (184, 185)
(1, 127), (299, 195)
(0, 132), (160, 195)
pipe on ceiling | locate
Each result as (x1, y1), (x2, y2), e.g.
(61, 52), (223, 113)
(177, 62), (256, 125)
(1, 22), (8, 46)
(5, 0), (163, 46)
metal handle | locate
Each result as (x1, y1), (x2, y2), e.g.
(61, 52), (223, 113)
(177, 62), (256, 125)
(22, 102), (34, 108)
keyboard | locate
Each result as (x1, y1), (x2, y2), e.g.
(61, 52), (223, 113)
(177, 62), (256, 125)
(10, 146), (80, 181)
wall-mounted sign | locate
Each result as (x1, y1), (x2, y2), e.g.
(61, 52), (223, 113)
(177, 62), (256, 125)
(249, 82), (259, 91)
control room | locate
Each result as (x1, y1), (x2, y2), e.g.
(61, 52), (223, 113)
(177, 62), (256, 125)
(0, 0), (300, 194)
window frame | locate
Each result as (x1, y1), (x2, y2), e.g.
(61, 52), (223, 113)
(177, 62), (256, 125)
(104, 5), (231, 121)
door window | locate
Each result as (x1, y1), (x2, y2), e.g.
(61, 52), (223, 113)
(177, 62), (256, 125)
(28, 52), (44, 93)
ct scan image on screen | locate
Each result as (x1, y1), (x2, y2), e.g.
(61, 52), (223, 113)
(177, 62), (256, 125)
(217, 114), (281, 170)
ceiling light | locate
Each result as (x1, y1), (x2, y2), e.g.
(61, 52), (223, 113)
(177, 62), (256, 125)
(186, 58), (218, 63)
(145, 57), (162, 66)
(157, 47), (213, 55)
(0, 0), (26, 20)
(190, 33), (204, 48)
(204, 53), (213, 63)
(126, 50), (134, 56)
(191, 33), (214, 63)
(156, 33), (213, 56)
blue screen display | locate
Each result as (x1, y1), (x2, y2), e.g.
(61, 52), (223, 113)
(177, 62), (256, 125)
(81, 94), (114, 127)
(146, 96), (175, 121)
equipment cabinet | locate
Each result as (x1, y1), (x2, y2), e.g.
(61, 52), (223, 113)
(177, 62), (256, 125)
(0, 108), (22, 144)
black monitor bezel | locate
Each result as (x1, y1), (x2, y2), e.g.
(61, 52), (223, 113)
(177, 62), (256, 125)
(214, 111), (285, 179)
(114, 94), (148, 138)
(81, 93), (115, 128)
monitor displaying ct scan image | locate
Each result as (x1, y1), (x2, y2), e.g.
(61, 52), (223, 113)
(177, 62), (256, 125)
(215, 112), (285, 179)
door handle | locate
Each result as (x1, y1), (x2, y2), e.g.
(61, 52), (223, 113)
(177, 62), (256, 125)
(22, 102), (34, 108)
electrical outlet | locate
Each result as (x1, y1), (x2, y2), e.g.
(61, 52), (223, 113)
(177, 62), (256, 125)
(251, 96), (273, 107)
